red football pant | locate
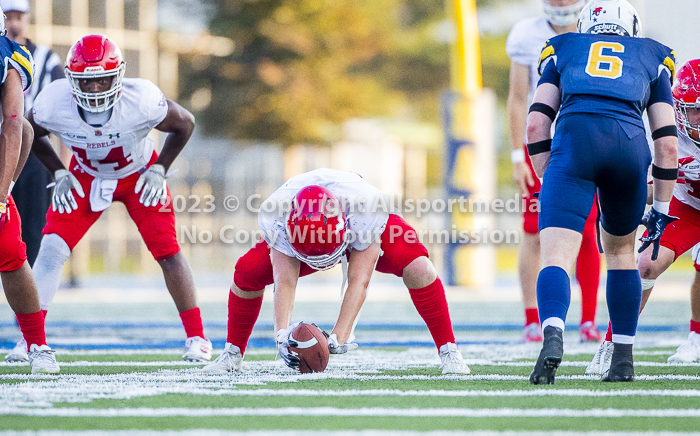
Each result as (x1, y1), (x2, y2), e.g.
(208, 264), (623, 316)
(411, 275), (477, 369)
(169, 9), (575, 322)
(0, 196), (27, 272)
(43, 154), (180, 261)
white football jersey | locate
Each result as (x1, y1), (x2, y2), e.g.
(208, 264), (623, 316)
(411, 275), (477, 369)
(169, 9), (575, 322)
(258, 168), (390, 258)
(506, 16), (556, 142)
(674, 132), (700, 211)
(32, 78), (168, 180)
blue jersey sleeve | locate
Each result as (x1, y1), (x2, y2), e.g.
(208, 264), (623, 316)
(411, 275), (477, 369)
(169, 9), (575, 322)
(538, 59), (560, 87)
(647, 69), (673, 107)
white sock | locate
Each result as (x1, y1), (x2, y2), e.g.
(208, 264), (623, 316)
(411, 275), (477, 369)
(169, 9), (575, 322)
(33, 234), (71, 310)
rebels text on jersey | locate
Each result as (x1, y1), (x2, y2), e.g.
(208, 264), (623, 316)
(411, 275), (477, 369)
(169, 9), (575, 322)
(258, 168), (390, 259)
(538, 33), (675, 132)
(32, 78), (168, 180)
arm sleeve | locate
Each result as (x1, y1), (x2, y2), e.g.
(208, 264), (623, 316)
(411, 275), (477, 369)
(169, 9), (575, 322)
(647, 70), (673, 107)
(537, 59), (560, 87)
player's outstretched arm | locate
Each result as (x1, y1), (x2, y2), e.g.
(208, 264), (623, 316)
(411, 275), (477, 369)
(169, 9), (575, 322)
(0, 69), (24, 203)
(271, 249), (302, 369)
(525, 83), (560, 178)
(12, 117), (35, 183)
(332, 240), (381, 346)
(153, 100), (195, 173)
(507, 60), (535, 196)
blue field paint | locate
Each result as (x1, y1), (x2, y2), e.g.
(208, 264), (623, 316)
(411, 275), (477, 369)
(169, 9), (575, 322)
(0, 321), (688, 332)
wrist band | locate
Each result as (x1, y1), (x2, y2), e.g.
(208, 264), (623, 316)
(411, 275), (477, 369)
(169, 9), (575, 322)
(651, 164), (678, 180)
(528, 103), (557, 122)
(651, 125), (677, 141)
(526, 139), (552, 156)
(653, 199), (670, 215)
(511, 149), (525, 163)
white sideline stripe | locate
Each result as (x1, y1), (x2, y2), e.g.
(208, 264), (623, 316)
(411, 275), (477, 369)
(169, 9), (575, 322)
(1, 406), (700, 418)
(0, 432), (694, 436)
(2, 360), (698, 368)
(149, 388), (700, 397)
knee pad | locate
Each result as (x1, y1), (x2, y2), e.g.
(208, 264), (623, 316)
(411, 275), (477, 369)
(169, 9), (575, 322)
(640, 278), (656, 291)
(37, 234), (71, 265)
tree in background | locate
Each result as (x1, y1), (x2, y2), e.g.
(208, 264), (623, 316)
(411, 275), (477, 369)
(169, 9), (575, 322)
(180, 0), (451, 145)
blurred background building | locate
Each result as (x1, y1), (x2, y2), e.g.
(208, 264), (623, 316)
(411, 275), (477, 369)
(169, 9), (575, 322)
(17, 0), (699, 291)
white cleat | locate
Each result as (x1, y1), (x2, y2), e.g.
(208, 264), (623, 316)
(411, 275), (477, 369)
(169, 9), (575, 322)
(182, 336), (213, 362)
(5, 339), (29, 363)
(202, 343), (243, 373)
(439, 342), (470, 375)
(28, 344), (60, 374)
(585, 340), (613, 375)
(668, 332), (700, 363)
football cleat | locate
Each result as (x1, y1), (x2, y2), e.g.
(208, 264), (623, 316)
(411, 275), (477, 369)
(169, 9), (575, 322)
(201, 343), (243, 373)
(668, 332), (700, 363)
(182, 336), (213, 362)
(602, 343), (634, 382)
(28, 344), (60, 374)
(439, 342), (470, 374)
(523, 322), (543, 342)
(5, 338), (29, 363)
(579, 321), (602, 343)
(529, 326), (564, 385)
(585, 340), (613, 375)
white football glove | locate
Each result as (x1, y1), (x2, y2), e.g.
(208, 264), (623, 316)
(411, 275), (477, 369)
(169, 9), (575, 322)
(276, 321), (302, 369)
(324, 331), (359, 354)
(134, 164), (167, 207)
(52, 169), (85, 214)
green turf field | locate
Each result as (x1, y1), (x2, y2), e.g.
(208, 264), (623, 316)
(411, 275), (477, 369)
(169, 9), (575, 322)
(2, 346), (700, 434)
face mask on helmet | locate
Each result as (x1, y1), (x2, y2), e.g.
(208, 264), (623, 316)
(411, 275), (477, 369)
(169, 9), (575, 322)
(577, 0), (641, 37)
(65, 35), (126, 113)
(285, 185), (350, 271)
(673, 60), (700, 147)
(543, 0), (586, 27)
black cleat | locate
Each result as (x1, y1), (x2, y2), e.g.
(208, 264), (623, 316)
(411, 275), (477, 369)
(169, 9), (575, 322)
(529, 326), (564, 385)
(602, 343), (634, 382)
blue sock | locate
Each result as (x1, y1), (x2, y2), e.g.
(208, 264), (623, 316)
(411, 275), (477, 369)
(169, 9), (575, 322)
(537, 266), (571, 326)
(607, 269), (642, 337)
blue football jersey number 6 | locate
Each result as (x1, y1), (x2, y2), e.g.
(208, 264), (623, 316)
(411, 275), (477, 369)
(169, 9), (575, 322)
(585, 41), (625, 79)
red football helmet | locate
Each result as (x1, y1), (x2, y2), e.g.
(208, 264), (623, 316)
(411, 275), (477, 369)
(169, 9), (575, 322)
(673, 59), (700, 146)
(285, 185), (349, 270)
(65, 34), (126, 113)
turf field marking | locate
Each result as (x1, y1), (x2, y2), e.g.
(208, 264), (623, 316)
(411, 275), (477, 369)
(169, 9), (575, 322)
(2, 406), (700, 418)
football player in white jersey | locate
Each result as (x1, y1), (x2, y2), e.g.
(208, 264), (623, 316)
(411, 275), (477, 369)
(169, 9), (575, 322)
(203, 168), (470, 374)
(6, 34), (213, 363)
(506, 0), (603, 343)
(587, 59), (700, 373)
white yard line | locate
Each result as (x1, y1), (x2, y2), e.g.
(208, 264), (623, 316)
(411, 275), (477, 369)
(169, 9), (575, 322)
(0, 431), (695, 436)
(1, 406), (700, 418)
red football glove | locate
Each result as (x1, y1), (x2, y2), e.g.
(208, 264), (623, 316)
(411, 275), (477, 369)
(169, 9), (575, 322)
(0, 202), (9, 235)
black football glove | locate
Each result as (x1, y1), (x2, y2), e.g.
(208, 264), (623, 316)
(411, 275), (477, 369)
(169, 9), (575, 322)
(638, 207), (679, 261)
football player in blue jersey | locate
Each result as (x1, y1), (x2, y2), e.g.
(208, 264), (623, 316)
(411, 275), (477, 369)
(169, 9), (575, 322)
(525, 0), (679, 384)
(0, 8), (60, 373)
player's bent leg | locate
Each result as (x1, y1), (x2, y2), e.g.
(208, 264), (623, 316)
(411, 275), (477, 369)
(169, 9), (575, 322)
(401, 257), (469, 375)
(669, 268), (700, 363)
(33, 234), (71, 310)
(1, 263), (60, 374)
(519, 233), (543, 342)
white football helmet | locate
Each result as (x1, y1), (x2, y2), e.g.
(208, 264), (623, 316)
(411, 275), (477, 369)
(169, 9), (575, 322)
(577, 0), (641, 37)
(543, 0), (587, 27)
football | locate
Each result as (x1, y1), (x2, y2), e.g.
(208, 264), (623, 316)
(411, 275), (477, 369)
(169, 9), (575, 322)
(291, 322), (330, 373)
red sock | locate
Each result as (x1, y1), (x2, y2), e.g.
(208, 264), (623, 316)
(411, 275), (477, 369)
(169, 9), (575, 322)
(605, 320), (613, 342)
(525, 308), (540, 326)
(409, 277), (456, 350)
(691, 320), (700, 334)
(227, 290), (263, 355)
(16, 312), (47, 351)
(576, 217), (601, 324)
(179, 307), (205, 339)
